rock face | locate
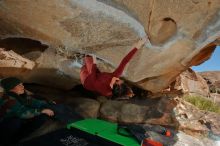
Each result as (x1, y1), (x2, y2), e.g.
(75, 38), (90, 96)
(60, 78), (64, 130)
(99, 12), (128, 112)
(174, 132), (216, 146)
(199, 71), (220, 104)
(0, 48), (36, 82)
(173, 97), (220, 136)
(199, 71), (220, 92)
(171, 69), (210, 97)
(0, 0), (220, 92)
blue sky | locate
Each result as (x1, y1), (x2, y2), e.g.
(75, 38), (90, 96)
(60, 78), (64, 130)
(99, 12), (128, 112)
(192, 46), (220, 72)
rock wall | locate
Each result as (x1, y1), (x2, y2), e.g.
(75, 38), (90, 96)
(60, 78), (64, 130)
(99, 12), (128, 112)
(199, 71), (220, 104)
(0, 0), (220, 92)
(172, 68), (210, 97)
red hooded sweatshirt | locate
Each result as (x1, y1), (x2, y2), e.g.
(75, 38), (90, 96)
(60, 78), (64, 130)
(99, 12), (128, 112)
(83, 48), (138, 97)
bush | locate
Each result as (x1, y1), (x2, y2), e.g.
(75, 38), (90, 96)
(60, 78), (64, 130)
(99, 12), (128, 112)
(183, 95), (220, 114)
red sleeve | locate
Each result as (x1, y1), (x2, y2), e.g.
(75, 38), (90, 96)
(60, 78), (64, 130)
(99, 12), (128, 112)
(89, 64), (98, 80)
(96, 66), (101, 74)
(113, 48), (138, 77)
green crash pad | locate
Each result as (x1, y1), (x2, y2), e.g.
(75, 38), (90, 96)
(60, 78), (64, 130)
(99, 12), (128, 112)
(67, 119), (140, 146)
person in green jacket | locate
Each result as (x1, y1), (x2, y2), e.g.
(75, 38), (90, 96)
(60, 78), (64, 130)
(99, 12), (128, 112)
(0, 77), (82, 145)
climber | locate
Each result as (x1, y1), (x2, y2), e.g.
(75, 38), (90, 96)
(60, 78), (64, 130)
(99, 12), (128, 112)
(0, 77), (82, 145)
(80, 36), (148, 99)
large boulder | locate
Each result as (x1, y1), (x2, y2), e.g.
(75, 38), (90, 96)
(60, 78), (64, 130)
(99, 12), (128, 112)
(199, 71), (220, 84)
(99, 97), (178, 126)
(173, 97), (220, 136)
(0, 0), (220, 92)
(172, 68), (210, 97)
(199, 71), (220, 93)
(199, 71), (220, 104)
(0, 48), (35, 78)
(174, 132), (216, 146)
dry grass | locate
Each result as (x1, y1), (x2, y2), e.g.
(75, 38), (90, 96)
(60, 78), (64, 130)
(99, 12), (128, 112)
(183, 95), (220, 114)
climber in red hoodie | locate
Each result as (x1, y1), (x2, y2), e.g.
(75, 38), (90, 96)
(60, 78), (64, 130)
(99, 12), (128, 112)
(80, 36), (148, 99)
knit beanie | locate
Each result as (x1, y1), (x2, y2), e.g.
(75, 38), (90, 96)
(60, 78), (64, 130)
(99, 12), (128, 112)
(0, 77), (22, 91)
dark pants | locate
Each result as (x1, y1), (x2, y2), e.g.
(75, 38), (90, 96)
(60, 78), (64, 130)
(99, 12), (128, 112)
(0, 105), (82, 145)
(46, 104), (83, 124)
(0, 114), (49, 146)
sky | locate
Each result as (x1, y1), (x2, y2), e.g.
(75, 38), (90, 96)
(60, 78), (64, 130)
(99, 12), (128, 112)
(192, 46), (220, 72)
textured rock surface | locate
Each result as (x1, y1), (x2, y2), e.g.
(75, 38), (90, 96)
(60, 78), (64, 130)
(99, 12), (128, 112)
(0, 48), (35, 69)
(99, 97), (178, 126)
(199, 71), (220, 84)
(172, 69), (210, 97)
(200, 71), (220, 93)
(198, 71), (220, 106)
(64, 97), (100, 118)
(0, 0), (220, 92)
(174, 132), (216, 146)
(174, 97), (220, 136)
(0, 48), (36, 81)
